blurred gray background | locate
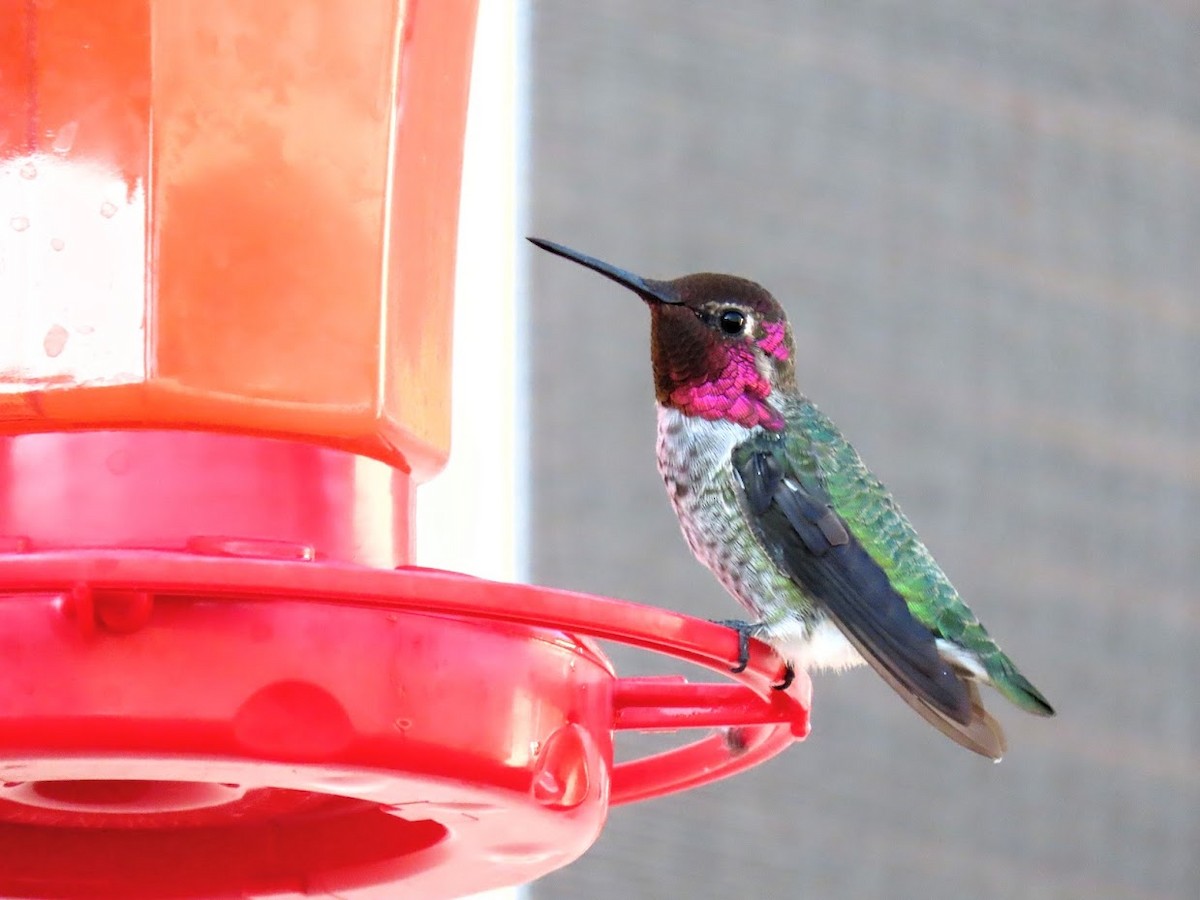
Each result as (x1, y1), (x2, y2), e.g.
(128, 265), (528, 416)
(524, 2), (1198, 899)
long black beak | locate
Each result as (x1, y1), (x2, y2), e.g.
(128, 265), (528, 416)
(528, 237), (680, 305)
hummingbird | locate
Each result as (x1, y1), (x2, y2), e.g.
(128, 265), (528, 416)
(529, 237), (1054, 760)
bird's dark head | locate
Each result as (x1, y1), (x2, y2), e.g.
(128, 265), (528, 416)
(529, 237), (794, 431)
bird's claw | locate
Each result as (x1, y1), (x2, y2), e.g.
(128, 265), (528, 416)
(772, 664), (796, 692)
(710, 618), (760, 674)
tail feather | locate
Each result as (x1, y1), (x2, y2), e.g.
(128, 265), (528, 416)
(990, 663), (1055, 717)
(939, 637), (1056, 719)
(908, 678), (1007, 761)
(867, 650), (1008, 760)
(828, 619), (1009, 759)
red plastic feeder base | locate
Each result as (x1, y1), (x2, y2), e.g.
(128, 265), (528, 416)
(0, 556), (809, 898)
(0, 433), (808, 897)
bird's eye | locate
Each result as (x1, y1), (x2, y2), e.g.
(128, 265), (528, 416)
(718, 308), (746, 335)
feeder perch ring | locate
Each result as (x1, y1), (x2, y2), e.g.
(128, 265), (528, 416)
(0, 550), (809, 897)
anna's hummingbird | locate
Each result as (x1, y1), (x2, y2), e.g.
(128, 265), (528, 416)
(530, 237), (1055, 760)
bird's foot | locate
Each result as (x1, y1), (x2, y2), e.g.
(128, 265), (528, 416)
(710, 619), (794, 690)
(710, 618), (764, 674)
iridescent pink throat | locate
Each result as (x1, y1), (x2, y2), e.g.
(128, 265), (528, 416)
(666, 323), (787, 432)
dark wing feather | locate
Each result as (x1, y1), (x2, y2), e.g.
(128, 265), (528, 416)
(734, 441), (1007, 758)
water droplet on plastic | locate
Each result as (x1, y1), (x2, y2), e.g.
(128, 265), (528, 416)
(49, 237), (65, 252)
(99, 201), (117, 218)
(19, 162), (36, 179)
(43, 325), (69, 358)
(9, 217), (29, 232)
(52, 121), (78, 154)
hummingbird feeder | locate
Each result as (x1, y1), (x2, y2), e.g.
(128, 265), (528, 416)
(0, 2), (809, 897)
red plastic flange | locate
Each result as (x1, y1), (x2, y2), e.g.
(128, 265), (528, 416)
(0, 551), (808, 898)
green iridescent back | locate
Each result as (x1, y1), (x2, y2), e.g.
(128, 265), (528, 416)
(779, 398), (1052, 715)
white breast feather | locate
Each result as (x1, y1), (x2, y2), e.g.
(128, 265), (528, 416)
(655, 405), (872, 674)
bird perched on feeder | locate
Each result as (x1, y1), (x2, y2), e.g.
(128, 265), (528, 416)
(529, 237), (1054, 760)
